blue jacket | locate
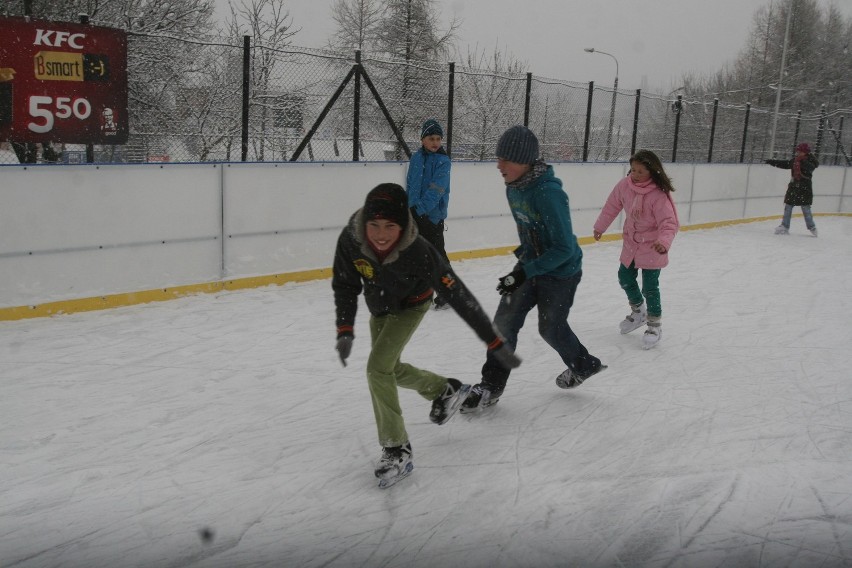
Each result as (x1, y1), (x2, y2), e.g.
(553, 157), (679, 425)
(508, 165), (582, 279)
(406, 147), (451, 224)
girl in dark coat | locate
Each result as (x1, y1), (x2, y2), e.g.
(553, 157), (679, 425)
(766, 142), (819, 237)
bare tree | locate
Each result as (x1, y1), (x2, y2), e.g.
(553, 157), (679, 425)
(223, 0), (299, 160)
(328, 0), (383, 52)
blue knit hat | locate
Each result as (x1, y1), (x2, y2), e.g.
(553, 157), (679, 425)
(420, 119), (443, 139)
(496, 125), (540, 164)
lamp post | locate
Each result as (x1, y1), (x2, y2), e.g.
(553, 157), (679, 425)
(585, 47), (619, 161)
(768, 2), (793, 157)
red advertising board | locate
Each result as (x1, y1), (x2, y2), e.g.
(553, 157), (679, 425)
(0, 16), (128, 144)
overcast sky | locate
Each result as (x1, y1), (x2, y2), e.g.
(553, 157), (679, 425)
(215, 0), (852, 92)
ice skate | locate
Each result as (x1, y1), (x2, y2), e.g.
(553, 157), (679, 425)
(774, 225), (789, 235)
(459, 383), (501, 413)
(619, 303), (647, 334)
(375, 442), (413, 488)
(429, 378), (471, 425)
(809, 227), (818, 237)
(433, 297), (451, 311)
(642, 321), (662, 350)
(555, 358), (607, 389)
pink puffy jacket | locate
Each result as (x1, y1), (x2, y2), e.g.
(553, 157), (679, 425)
(594, 176), (679, 269)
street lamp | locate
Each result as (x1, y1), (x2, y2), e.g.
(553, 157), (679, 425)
(585, 47), (619, 161)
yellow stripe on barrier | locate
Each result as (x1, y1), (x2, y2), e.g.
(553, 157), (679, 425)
(1, 214), (850, 322)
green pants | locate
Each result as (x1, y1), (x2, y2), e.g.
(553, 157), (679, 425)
(368, 301), (447, 448)
(618, 262), (662, 317)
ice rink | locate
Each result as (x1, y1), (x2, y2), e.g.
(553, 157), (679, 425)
(2, 217), (851, 568)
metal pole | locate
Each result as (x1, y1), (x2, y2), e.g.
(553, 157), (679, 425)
(353, 51), (361, 161)
(815, 104), (826, 159)
(672, 95), (682, 163)
(792, 110), (802, 156)
(630, 89), (641, 157)
(583, 48), (619, 161)
(523, 72), (532, 127)
(583, 82), (594, 162)
(81, 14), (94, 163)
(740, 102), (751, 163)
(446, 62), (455, 158)
(769, 2), (794, 156)
(708, 98), (719, 163)
(241, 35), (250, 162)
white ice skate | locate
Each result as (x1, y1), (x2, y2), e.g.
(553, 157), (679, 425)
(620, 304), (647, 335)
(642, 324), (662, 350)
(375, 442), (413, 489)
(809, 227), (818, 237)
(774, 225), (789, 235)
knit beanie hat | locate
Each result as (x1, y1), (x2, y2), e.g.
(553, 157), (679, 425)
(420, 118), (443, 139)
(795, 142), (811, 153)
(496, 125), (540, 164)
(363, 183), (409, 228)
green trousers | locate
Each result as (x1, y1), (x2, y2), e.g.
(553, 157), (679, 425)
(618, 262), (662, 317)
(368, 301), (447, 448)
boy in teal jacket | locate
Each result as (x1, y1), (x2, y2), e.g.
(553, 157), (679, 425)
(462, 126), (606, 412)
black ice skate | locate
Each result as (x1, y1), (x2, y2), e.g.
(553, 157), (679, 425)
(459, 383), (502, 414)
(429, 379), (471, 425)
(555, 360), (608, 389)
(375, 442), (413, 489)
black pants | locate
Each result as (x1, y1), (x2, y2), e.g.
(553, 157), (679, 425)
(412, 213), (449, 304)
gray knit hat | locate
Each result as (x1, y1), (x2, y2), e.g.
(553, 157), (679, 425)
(496, 125), (539, 164)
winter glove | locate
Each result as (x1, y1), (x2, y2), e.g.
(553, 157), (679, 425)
(335, 332), (353, 367)
(488, 339), (521, 369)
(496, 269), (526, 296)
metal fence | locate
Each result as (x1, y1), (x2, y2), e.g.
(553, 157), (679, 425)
(3, 34), (850, 166)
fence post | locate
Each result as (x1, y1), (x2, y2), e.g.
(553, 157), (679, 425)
(815, 104), (826, 159)
(672, 95), (682, 163)
(79, 14), (95, 163)
(524, 72), (532, 127)
(352, 51), (362, 161)
(739, 103), (750, 163)
(241, 35), (250, 162)
(835, 116), (844, 166)
(630, 89), (640, 157)
(707, 98), (719, 163)
(583, 82), (594, 162)
(791, 110), (801, 156)
(447, 62), (455, 158)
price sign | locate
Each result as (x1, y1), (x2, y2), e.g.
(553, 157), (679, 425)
(0, 16), (128, 144)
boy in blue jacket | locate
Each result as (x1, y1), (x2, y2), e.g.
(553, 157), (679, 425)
(462, 126), (606, 413)
(406, 119), (452, 309)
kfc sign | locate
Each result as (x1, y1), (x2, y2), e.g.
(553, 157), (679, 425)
(0, 16), (128, 144)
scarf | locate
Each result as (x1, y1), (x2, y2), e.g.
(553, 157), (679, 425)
(626, 176), (656, 221)
(506, 159), (548, 189)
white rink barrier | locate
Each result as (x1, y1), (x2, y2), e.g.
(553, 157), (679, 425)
(0, 160), (849, 319)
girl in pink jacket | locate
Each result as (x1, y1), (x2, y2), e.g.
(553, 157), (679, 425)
(593, 150), (679, 349)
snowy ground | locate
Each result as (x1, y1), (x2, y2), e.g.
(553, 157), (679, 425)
(2, 217), (851, 568)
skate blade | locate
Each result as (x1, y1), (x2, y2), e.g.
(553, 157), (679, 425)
(556, 365), (608, 389)
(435, 384), (471, 425)
(377, 462), (414, 489)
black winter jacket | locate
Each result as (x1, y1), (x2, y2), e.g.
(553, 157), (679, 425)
(766, 154), (819, 206)
(332, 209), (499, 346)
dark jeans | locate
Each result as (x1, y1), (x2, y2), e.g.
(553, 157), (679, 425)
(413, 213), (448, 262)
(413, 212), (449, 304)
(481, 268), (593, 391)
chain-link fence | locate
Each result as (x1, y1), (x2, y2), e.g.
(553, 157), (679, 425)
(3, 34), (850, 166)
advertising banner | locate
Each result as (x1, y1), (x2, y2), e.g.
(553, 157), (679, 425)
(0, 16), (128, 144)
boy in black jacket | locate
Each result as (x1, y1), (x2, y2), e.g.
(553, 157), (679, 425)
(332, 183), (520, 487)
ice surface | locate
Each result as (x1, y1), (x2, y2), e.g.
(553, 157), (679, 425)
(2, 218), (851, 568)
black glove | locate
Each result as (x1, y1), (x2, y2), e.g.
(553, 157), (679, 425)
(489, 339), (521, 369)
(336, 333), (353, 367)
(496, 269), (526, 295)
